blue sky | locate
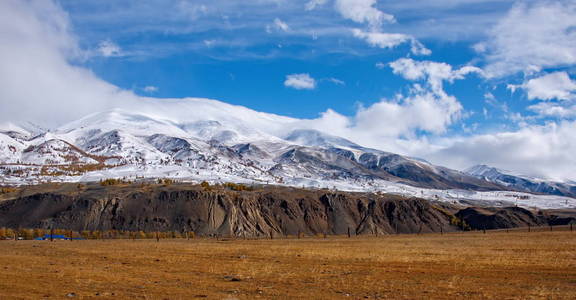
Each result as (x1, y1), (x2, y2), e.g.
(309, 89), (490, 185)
(1, 0), (576, 180)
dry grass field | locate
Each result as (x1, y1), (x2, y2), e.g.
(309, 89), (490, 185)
(0, 230), (575, 299)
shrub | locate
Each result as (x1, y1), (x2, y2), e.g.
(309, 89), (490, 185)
(223, 182), (253, 191)
(100, 178), (131, 186)
(200, 181), (211, 190)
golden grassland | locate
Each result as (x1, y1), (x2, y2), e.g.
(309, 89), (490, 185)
(0, 230), (575, 299)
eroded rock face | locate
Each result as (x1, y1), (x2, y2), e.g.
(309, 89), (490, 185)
(0, 184), (462, 236)
(1, 184), (569, 236)
(455, 207), (548, 230)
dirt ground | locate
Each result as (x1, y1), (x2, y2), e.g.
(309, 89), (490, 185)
(0, 230), (575, 299)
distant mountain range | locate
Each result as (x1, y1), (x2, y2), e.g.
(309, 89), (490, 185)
(0, 98), (574, 201)
(465, 165), (576, 198)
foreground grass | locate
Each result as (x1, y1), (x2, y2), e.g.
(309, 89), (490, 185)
(0, 231), (575, 299)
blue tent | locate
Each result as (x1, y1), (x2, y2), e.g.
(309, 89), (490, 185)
(34, 234), (84, 240)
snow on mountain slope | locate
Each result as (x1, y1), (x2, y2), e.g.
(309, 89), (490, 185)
(1, 98), (575, 209)
(465, 165), (576, 198)
(0, 133), (25, 163)
(20, 139), (98, 165)
(285, 129), (362, 149)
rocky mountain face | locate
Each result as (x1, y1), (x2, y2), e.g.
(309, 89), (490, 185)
(2, 183), (570, 235)
(465, 165), (576, 198)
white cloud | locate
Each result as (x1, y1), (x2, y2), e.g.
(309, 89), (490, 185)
(97, 39), (122, 57)
(143, 86), (159, 93)
(334, 0), (395, 28)
(326, 78), (345, 85)
(352, 29), (410, 49)
(522, 72), (576, 101)
(410, 39), (431, 56)
(273, 18), (290, 32)
(301, 58), (477, 141)
(0, 0), (137, 127)
(479, 1), (576, 77)
(305, 0), (328, 11)
(528, 102), (576, 119)
(284, 73), (317, 90)
(351, 29), (431, 55)
(423, 121), (576, 181)
(389, 58), (483, 95)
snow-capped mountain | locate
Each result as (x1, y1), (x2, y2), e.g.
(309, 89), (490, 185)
(465, 165), (576, 198)
(0, 98), (574, 209)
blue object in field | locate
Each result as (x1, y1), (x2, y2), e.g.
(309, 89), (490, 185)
(34, 234), (84, 240)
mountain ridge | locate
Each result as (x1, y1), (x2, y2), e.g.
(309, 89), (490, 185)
(1, 100), (575, 209)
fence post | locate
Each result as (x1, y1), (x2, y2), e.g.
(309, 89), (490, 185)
(550, 225), (553, 232)
(440, 227), (443, 235)
(70, 230), (73, 242)
(483, 227), (486, 234)
(50, 228), (54, 242)
(269, 230), (273, 240)
(156, 231), (159, 242)
(347, 227), (351, 238)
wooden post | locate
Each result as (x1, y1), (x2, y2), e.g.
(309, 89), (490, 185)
(550, 225), (553, 232)
(483, 227), (486, 234)
(186, 231), (190, 240)
(440, 227), (443, 235)
(50, 228), (54, 242)
(347, 227), (351, 238)
(528, 225), (531, 233)
(298, 230), (301, 239)
(395, 223), (399, 235)
(156, 231), (159, 242)
(269, 230), (273, 240)
(70, 230), (73, 242)
(14, 230), (17, 241)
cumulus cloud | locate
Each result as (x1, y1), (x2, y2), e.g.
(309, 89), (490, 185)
(389, 58), (483, 95)
(97, 39), (122, 57)
(338, 0), (429, 56)
(334, 0), (395, 28)
(424, 121), (576, 181)
(351, 29), (410, 49)
(284, 73), (317, 90)
(351, 29), (431, 56)
(0, 0), (137, 127)
(299, 58), (477, 143)
(522, 72), (576, 101)
(479, 1), (576, 77)
(528, 102), (576, 119)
